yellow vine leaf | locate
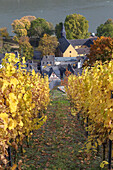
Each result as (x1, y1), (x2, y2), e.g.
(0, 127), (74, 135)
(8, 118), (15, 130)
(19, 120), (23, 127)
(9, 93), (18, 113)
(2, 80), (9, 92)
(11, 164), (17, 170)
(32, 69), (35, 76)
(100, 161), (108, 168)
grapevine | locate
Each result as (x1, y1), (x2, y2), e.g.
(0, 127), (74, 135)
(0, 53), (50, 168)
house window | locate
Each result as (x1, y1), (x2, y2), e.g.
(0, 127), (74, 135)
(50, 61), (52, 64)
(69, 51), (71, 53)
(43, 62), (45, 65)
(47, 61), (49, 64)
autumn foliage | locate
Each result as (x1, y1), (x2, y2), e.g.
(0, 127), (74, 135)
(18, 36), (34, 61)
(0, 53), (50, 168)
(86, 36), (113, 66)
(61, 68), (71, 86)
(38, 34), (58, 56)
(11, 16), (36, 40)
(66, 60), (113, 155)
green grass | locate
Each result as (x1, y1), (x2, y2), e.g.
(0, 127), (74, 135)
(14, 89), (108, 170)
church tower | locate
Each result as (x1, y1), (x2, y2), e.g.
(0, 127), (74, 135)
(61, 23), (66, 38)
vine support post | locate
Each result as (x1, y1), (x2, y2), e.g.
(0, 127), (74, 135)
(108, 138), (112, 170)
(77, 112), (80, 120)
(8, 146), (12, 167)
(102, 143), (106, 161)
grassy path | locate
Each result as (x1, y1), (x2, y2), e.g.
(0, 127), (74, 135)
(20, 89), (103, 170)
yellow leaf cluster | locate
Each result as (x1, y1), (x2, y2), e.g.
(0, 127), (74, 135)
(66, 60), (113, 152)
(0, 53), (50, 168)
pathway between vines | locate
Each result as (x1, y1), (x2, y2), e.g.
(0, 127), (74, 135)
(21, 89), (102, 169)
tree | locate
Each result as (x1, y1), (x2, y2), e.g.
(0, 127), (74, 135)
(19, 36), (34, 61)
(38, 34), (58, 56)
(97, 19), (113, 38)
(12, 19), (27, 37)
(28, 18), (54, 38)
(85, 36), (113, 66)
(11, 16), (36, 40)
(20, 15), (36, 22)
(64, 13), (90, 39)
(55, 22), (63, 39)
(0, 27), (9, 38)
(20, 18), (31, 31)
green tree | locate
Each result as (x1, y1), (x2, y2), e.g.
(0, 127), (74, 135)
(97, 19), (113, 37)
(55, 22), (63, 39)
(18, 36), (34, 61)
(64, 13), (90, 39)
(28, 18), (54, 38)
(38, 34), (58, 56)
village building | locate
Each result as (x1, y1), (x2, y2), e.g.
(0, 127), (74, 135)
(56, 24), (97, 58)
(57, 36), (97, 57)
(41, 55), (55, 67)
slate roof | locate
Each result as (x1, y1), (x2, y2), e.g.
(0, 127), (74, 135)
(68, 39), (87, 46)
(55, 57), (77, 62)
(42, 66), (60, 78)
(76, 48), (90, 55)
(83, 38), (97, 47)
(68, 37), (97, 47)
(42, 55), (55, 62)
(58, 37), (70, 53)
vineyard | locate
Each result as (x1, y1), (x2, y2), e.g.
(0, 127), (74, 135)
(0, 53), (50, 169)
(0, 54), (113, 169)
(66, 60), (113, 169)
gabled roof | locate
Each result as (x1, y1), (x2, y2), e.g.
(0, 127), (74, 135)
(68, 39), (87, 46)
(42, 66), (60, 78)
(58, 37), (70, 53)
(59, 66), (66, 74)
(68, 37), (97, 47)
(83, 38), (97, 47)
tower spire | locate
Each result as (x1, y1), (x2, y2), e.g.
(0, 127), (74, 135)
(61, 23), (66, 38)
